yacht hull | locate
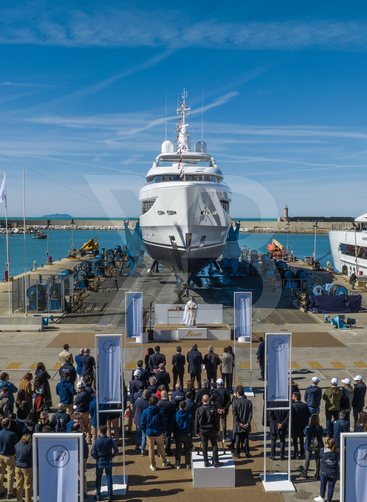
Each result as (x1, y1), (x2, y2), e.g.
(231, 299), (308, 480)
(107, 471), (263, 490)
(140, 182), (231, 276)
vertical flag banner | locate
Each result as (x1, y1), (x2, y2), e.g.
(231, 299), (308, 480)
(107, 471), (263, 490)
(341, 434), (367, 501)
(34, 434), (82, 502)
(97, 335), (122, 404)
(234, 292), (252, 341)
(266, 333), (290, 401)
(125, 291), (143, 338)
(0, 171), (6, 203)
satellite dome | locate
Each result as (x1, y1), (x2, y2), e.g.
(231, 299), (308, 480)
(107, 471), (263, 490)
(161, 140), (174, 154)
(195, 140), (207, 153)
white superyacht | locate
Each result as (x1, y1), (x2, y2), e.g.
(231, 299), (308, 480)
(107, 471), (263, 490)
(139, 91), (232, 277)
(329, 213), (367, 275)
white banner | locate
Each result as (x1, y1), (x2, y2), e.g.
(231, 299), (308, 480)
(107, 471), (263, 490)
(97, 335), (122, 404)
(342, 434), (367, 501)
(35, 435), (81, 502)
(234, 292), (252, 341)
(266, 333), (290, 401)
(126, 291), (143, 338)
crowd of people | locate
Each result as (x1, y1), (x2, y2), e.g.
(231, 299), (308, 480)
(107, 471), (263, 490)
(0, 341), (366, 501)
(0, 345), (120, 501)
(267, 373), (366, 502)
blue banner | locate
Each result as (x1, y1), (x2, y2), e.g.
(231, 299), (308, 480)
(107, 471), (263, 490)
(97, 335), (122, 404)
(234, 292), (252, 341)
(343, 435), (367, 501)
(36, 435), (80, 502)
(125, 291), (143, 338)
(266, 334), (290, 401)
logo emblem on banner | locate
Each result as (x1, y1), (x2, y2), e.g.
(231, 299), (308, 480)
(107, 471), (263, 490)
(102, 340), (116, 353)
(46, 445), (70, 468)
(353, 444), (367, 467)
(272, 338), (285, 352)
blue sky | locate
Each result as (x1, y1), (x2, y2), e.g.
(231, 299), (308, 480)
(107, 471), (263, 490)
(0, 0), (367, 217)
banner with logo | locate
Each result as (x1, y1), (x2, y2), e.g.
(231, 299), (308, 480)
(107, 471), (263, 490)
(266, 333), (290, 401)
(34, 434), (82, 501)
(341, 433), (367, 501)
(125, 291), (143, 338)
(234, 292), (252, 341)
(97, 335), (122, 404)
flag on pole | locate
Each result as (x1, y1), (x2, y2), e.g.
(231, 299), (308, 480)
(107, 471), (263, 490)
(0, 171), (6, 203)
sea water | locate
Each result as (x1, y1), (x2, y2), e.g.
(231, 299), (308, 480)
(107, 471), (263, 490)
(0, 230), (332, 278)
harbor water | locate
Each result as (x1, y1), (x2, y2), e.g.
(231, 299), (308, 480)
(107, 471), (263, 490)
(0, 230), (332, 278)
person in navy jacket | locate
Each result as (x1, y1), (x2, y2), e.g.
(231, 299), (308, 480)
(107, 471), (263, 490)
(314, 438), (338, 502)
(305, 377), (322, 415)
(91, 425), (118, 501)
(0, 417), (18, 497)
(133, 390), (149, 454)
(174, 401), (193, 468)
(140, 395), (171, 471)
(15, 433), (32, 502)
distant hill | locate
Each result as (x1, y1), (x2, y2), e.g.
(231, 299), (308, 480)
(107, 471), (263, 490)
(41, 213), (73, 219)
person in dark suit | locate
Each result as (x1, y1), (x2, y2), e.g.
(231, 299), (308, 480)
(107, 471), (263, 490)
(187, 344), (203, 389)
(291, 392), (311, 459)
(148, 346), (166, 373)
(213, 378), (231, 439)
(155, 364), (171, 392)
(352, 375), (366, 430)
(195, 394), (220, 467)
(172, 346), (185, 387)
(232, 385), (253, 458)
(157, 390), (176, 455)
(256, 337), (265, 380)
(203, 346), (221, 384)
(269, 406), (289, 460)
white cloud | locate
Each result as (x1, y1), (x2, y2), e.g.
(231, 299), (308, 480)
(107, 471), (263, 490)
(0, 81), (58, 88)
(0, 6), (366, 50)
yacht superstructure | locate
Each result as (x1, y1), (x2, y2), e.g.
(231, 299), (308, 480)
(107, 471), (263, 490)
(329, 213), (367, 276)
(139, 91), (232, 277)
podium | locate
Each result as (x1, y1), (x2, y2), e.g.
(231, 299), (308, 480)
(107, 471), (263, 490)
(192, 452), (235, 488)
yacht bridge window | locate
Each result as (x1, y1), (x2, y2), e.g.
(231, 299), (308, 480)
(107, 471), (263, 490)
(142, 199), (156, 214)
(339, 243), (367, 260)
(220, 200), (230, 212)
(146, 174), (222, 183)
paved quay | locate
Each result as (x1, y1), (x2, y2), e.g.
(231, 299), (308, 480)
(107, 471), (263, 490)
(0, 259), (365, 500)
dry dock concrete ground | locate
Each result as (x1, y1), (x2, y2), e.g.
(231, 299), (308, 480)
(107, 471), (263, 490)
(0, 258), (365, 501)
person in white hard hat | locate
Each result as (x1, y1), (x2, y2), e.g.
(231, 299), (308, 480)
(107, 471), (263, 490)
(352, 375), (366, 430)
(304, 376), (322, 414)
(322, 378), (343, 437)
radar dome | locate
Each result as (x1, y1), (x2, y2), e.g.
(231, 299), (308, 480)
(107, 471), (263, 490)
(195, 141), (207, 153)
(161, 140), (174, 154)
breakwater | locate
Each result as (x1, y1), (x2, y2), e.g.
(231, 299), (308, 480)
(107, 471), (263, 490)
(0, 217), (354, 234)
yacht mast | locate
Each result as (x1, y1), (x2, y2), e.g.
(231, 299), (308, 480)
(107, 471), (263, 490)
(176, 89), (191, 154)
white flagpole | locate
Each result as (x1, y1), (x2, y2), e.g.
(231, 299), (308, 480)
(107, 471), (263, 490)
(2, 169), (11, 316)
(23, 169), (27, 316)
